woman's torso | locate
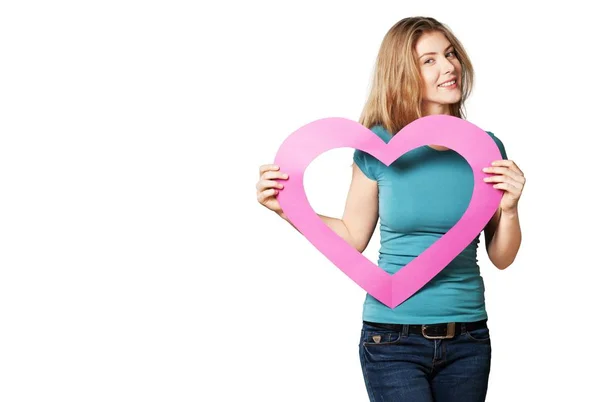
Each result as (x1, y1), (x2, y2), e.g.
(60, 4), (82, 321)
(353, 125), (504, 324)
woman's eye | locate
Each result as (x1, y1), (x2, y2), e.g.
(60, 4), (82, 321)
(424, 51), (455, 64)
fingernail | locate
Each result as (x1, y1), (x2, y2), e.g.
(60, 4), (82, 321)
(283, 174), (288, 179)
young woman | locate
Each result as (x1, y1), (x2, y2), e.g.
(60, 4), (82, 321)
(256, 16), (525, 402)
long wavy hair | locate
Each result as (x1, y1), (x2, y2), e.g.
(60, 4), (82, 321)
(359, 16), (474, 135)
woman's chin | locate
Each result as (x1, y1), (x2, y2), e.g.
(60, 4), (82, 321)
(443, 95), (462, 105)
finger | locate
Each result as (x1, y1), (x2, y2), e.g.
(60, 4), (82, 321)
(491, 181), (521, 196)
(259, 164), (280, 176)
(257, 188), (279, 203)
(483, 166), (524, 183)
(490, 159), (524, 176)
(256, 179), (285, 192)
(483, 175), (524, 190)
(261, 171), (289, 181)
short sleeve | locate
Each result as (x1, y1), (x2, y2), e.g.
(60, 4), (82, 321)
(353, 149), (378, 180)
(486, 131), (508, 159)
(352, 125), (390, 181)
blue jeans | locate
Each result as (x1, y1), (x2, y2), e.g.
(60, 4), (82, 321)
(359, 321), (492, 402)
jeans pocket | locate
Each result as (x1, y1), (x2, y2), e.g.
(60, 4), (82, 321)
(362, 325), (403, 346)
(464, 326), (491, 342)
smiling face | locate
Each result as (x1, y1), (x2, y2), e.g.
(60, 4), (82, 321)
(415, 30), (462, 116)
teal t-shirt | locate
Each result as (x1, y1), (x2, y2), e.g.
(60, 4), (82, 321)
(353, 124), (507, 324)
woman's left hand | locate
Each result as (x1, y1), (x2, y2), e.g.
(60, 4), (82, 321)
(483, 160), (526, 214)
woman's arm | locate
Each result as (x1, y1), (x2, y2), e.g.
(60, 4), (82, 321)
(279, 162), (379, 253)
(484, 207), (522, 270)
(482, 159), (526, 270)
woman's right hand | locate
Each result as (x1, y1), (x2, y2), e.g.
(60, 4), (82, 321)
(256, 164), (289, 217)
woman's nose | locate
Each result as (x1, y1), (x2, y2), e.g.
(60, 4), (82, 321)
(442, 58), (455, 74)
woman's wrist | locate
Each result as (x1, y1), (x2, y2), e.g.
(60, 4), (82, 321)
(500, 207), (519, 219)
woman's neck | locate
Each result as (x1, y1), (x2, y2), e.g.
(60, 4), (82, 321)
(422, 105), (452, 117)
(422, 105), (452, 151)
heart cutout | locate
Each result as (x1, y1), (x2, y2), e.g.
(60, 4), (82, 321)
(274, 115), (502, 308)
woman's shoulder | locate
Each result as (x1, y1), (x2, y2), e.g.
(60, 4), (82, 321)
(484, 130), (508, 159)
(483, 130), (502, 145)
(369, 124), (393, 144)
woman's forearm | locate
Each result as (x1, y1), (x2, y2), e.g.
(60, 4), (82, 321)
(487, 209), (522, 270)
(278, 212), (360, 251)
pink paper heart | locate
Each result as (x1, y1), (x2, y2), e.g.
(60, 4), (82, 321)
(274, 115), (502, 308)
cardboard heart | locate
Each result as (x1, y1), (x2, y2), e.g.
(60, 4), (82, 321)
(274, 115), (502, 308)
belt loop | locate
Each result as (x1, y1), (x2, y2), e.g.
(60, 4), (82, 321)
(401, 324), (409, 337)
(460, 323), (467, 334)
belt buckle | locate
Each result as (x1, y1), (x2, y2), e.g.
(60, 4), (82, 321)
(421, 322), (456, 339)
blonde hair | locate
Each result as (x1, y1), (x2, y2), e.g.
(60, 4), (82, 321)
(359, 16), (474, 135)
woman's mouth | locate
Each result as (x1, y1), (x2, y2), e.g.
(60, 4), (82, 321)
(438, 80), (457, 89)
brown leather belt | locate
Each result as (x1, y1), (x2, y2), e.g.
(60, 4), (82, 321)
(363, 319), (487, 339)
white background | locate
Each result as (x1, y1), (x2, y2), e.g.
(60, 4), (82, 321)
(0, 1), (597, 401)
